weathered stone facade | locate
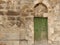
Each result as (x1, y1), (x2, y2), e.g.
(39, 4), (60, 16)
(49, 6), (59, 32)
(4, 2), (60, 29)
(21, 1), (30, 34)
(0, 0), (60, 45)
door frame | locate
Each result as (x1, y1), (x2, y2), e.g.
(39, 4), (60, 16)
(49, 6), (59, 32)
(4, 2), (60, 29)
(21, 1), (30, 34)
(34, 17), (48, 41)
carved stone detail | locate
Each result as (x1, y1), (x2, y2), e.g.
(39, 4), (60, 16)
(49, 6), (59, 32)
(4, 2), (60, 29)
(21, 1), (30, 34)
(34, 3), (48, 17)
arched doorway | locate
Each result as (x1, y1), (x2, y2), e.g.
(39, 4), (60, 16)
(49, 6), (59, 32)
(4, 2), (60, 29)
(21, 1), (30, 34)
(34, 3), (48, 45)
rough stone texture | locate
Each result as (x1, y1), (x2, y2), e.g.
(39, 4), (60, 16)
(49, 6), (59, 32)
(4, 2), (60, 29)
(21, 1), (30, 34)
(0, 41), (19, 45)
(0, 0), (60, 45)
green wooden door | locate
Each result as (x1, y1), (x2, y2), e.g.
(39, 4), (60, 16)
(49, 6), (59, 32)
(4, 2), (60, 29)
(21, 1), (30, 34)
(34, 17), (48, 41)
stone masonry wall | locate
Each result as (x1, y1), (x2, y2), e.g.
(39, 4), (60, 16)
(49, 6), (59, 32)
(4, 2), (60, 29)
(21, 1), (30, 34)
(0, 0), (60, 45)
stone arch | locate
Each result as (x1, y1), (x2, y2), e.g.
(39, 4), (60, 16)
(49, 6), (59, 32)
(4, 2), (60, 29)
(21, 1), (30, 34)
(34, 3), (48, 17)
(34, 3), (47, 9)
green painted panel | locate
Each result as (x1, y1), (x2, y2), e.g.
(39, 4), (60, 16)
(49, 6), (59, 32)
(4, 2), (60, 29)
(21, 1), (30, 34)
(34, 17), (48, 41)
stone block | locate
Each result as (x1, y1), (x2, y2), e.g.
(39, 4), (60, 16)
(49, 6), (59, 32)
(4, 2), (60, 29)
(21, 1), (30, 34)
(0, 32), (20, 41)
(0, 41), (19, 45)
